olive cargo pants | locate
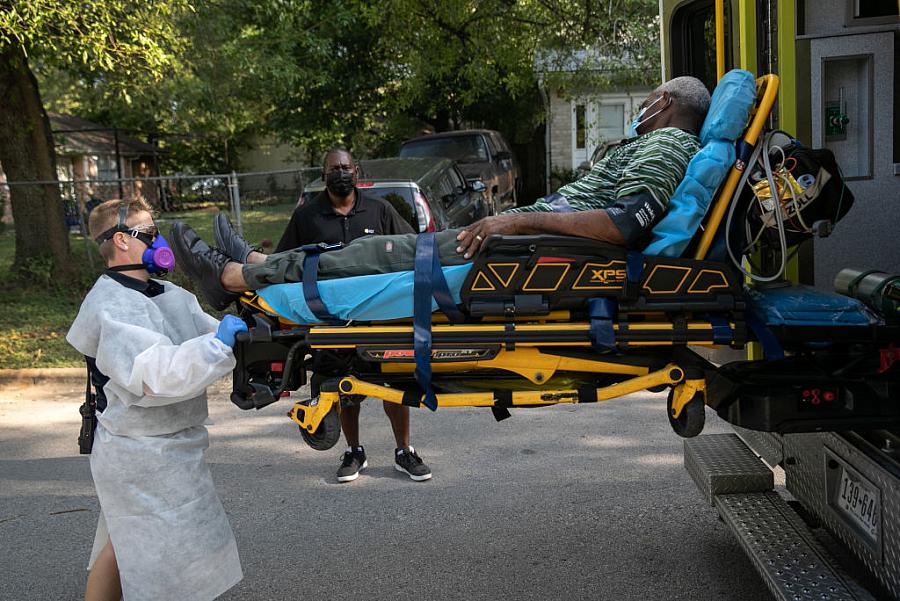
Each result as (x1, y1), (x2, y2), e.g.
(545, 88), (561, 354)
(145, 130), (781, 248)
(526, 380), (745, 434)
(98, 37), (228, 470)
(242, 229), (468, 289)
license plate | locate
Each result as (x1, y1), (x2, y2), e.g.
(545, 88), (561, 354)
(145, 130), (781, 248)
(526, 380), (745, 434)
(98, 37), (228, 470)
(829, 456), (880, 543)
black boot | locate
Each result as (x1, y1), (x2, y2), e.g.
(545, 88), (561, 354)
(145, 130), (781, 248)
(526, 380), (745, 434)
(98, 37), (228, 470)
(170, 221), (239, 310)
(213, 212), (256, 263)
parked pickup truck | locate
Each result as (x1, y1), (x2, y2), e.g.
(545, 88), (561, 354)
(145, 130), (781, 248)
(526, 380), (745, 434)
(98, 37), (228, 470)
(399, 129), (521, 213)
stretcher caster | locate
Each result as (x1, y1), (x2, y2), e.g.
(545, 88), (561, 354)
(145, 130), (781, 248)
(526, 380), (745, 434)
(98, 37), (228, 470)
(667, 385), (705, 438)
(289, 389), (341, 451)
(298, 404), (340, 451)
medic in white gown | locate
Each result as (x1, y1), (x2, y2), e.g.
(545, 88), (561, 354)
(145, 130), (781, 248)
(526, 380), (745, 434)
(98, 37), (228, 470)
(67, 199), (246, 601)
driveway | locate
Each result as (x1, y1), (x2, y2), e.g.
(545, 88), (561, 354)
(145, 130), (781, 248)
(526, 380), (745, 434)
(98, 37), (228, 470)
(0, 378), (772, 600)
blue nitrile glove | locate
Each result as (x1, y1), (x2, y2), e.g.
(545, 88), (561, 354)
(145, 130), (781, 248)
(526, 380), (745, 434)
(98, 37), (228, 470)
(215, 315), (248, 347)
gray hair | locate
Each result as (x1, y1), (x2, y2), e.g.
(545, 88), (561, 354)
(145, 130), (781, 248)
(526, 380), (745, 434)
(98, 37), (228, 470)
(657, 76), (711, 120)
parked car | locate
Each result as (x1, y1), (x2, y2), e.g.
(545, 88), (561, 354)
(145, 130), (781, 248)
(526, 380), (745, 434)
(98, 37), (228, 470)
(188, 176), (225, 194)
(298, 157), (489, 232)
(398, 129), (520, 212)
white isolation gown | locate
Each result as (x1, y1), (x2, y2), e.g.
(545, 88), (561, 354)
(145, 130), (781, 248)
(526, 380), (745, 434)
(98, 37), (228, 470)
(66, 274), (242, 601)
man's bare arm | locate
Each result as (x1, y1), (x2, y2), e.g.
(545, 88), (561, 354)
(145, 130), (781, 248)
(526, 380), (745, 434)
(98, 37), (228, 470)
(456, 210), (623, 258)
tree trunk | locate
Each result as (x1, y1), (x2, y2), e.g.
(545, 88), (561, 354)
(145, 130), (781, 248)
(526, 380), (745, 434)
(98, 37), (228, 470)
(432, 108), (451, 133)
(0, 165), (12, 225)
(0, 44), (71, 278)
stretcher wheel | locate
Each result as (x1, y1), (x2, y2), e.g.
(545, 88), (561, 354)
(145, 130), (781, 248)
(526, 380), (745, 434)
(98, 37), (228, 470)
(299, 406), (341, 451)
(667, 389), (705, 438)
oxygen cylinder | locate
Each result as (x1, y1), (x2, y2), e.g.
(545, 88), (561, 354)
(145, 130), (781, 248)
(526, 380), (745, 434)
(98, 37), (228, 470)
(834, 268), (900, 319)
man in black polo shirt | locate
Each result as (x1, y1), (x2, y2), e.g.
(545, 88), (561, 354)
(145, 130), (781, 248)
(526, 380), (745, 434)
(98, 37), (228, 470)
(276, 149), (413, 251)
(278, 148), (432, 484)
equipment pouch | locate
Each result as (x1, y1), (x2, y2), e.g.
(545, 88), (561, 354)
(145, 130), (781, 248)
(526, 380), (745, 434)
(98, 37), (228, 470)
(78, 361), (97, 454)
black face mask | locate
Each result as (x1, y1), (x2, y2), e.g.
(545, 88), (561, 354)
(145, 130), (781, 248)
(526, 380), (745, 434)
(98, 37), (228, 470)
(325, 170), (356, 196)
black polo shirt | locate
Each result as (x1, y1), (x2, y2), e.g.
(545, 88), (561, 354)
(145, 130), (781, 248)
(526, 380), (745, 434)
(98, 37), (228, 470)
(104, 269), (165, 297)
(276, 188), (415, 252)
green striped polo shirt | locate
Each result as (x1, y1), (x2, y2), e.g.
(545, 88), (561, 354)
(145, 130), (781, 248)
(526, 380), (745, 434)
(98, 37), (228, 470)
(508, 127), (700, 214)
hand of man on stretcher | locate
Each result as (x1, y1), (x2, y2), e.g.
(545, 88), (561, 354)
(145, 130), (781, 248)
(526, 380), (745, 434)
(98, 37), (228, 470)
(455, 209), (626, 259)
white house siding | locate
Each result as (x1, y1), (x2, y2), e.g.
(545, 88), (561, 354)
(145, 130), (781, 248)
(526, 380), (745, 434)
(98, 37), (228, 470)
(240, 135), (308, 173)
(548, 88), (651, 173)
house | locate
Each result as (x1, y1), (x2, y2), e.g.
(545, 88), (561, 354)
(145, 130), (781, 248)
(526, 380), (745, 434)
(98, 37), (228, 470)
(0, 114), (165, 225)
(536, 50), (654, 190)
(239, 134), (310, 173)
(50, 113), (164, 209)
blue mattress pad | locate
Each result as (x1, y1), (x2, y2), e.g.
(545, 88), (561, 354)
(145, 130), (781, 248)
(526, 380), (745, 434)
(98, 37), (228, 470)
(746, 284), (880, 327)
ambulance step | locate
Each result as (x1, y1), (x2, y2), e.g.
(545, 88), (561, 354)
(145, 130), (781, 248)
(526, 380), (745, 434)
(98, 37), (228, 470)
(715, 492), (875, 601)
(685, 434), (876, 600)
(684, 433), (774, 505)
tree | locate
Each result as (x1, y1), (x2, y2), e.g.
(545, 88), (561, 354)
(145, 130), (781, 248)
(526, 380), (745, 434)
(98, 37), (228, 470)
(38, 0), (387, 172)
(0, 1), (187, 278)
(29, 0), (661, 208)
(362, 0), (656, 200)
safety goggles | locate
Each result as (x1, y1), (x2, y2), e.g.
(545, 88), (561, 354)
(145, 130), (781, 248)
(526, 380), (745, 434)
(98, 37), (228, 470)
(94, 205), (158, 245)
(127, 223), (159, 238)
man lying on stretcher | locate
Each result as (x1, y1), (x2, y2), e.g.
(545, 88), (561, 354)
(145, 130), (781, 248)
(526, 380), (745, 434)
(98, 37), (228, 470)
(172, 76), (710, 310)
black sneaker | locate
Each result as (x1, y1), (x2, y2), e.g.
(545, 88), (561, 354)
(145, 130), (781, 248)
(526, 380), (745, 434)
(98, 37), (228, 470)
(336, 446), (367, 483)
(394, 447), (432, 481)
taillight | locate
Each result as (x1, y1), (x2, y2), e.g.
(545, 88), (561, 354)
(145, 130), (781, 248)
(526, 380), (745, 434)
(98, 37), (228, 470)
(356, 181), (375, 188)
(413, 190), (435, 232)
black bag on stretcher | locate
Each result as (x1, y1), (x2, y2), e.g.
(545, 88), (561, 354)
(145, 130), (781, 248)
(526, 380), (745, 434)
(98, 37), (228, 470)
(741, 138), (854, 248)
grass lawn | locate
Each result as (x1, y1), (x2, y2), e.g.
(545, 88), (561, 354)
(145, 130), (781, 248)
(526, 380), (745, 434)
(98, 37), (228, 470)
(0, 203), (295, 369)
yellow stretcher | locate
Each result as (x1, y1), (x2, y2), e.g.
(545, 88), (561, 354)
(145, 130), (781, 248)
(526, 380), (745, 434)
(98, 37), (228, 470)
(229, 74), (900, 451)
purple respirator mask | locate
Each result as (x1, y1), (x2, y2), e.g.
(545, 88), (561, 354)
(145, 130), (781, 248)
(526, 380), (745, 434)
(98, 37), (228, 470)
(142, 233), (176, 275)
(95, 205), (176, 276)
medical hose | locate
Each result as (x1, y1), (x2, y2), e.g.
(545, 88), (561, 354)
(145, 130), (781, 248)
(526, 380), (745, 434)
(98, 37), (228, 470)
(724, 131), (791, 282)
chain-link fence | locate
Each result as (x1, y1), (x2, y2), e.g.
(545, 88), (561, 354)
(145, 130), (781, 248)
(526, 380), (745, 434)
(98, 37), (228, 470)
(2, 167), (322, 237)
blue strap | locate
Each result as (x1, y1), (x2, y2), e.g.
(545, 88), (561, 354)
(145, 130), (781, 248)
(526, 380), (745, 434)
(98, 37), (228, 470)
(428, 236), (466, 324)
(736, 140), (754, 170)
(413, 234), (439, 411)
(709, 316), (732, 345)
(625, 252), (643, 283)
(746, 312), (785, 360)
(588, 297), (617, 351)
(301, 244), (343, 324)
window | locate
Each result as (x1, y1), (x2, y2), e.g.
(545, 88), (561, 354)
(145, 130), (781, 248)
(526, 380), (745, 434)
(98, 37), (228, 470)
(894, 42), (899, 165)
(491, 132), (506, 152)
(447, 167), (465, 191)
(671, 0), (730, 92)
(369, 189), (416, 230)
(575, 104), (586, 149)
(433, 173), (455, 201)
(482, 134), (496, 158)
(853, 0), (898, 20)
(595, 104), (626, 142)
(95, 155), (118, 181)
(399, 136), (489, 163)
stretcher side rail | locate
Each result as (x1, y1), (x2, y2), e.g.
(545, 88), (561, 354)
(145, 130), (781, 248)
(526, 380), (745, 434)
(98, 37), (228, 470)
(459, 234), (743, 318)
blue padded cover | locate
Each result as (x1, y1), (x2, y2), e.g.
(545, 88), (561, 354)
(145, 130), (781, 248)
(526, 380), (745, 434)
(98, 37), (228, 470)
(643, 70), (757, 257)
(257, 264), (473, 324)
(746, 285), (880, 327)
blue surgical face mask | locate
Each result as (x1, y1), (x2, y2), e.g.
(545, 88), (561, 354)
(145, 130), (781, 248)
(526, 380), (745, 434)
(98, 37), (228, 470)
(627, 95), (668, 138)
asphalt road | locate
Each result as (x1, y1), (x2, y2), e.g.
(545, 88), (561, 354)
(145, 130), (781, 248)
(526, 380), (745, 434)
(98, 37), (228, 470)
(0, 377), (774, 601)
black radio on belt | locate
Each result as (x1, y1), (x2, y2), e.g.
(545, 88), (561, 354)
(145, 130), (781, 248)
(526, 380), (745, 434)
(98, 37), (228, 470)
(79, 357), (108, 455)
(78, 388), (97, 455)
